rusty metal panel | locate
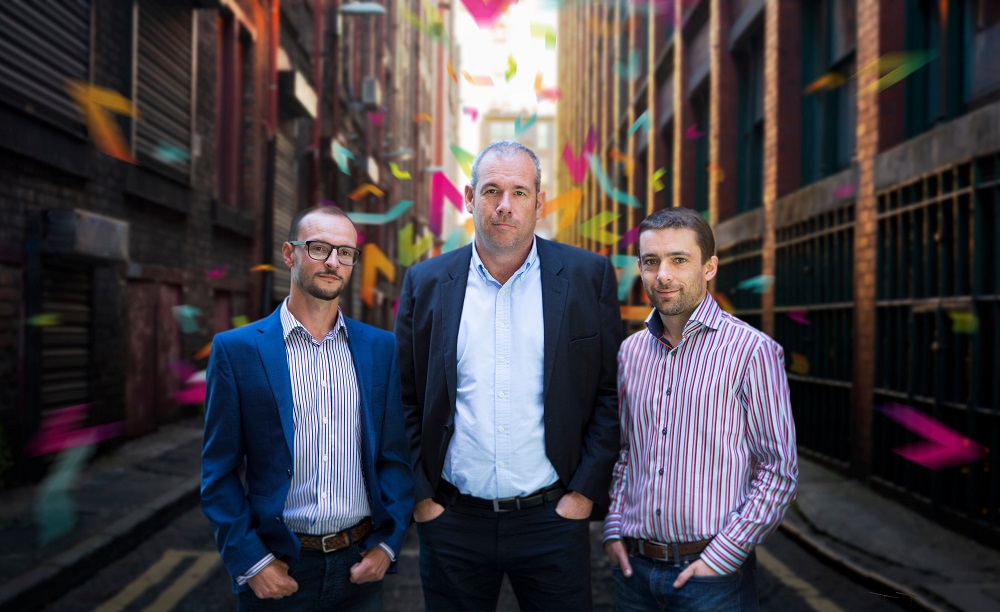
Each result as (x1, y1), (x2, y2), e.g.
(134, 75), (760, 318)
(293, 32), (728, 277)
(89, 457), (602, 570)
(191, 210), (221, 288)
(125, 281), (157, 436)
(156, 283), (182, 423)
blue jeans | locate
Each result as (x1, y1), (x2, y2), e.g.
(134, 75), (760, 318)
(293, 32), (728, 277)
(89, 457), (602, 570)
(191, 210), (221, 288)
(612, 551), (759, 611)
(236, 547), (382, 611)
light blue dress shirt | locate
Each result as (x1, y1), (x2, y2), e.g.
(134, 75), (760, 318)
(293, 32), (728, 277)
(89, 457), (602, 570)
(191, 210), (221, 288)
(443, 238), (560, 499)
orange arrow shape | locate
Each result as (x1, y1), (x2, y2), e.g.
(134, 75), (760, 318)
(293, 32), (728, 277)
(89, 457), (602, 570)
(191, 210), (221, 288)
(348, 183), (385, 200)
(609, 149), (633, 177)
(541, 188), (583, 233)
(462, 71), (494, 86)
(361, 243), (396, 307)
(66, 79), (139, 164)
(413, 113), (433, 123)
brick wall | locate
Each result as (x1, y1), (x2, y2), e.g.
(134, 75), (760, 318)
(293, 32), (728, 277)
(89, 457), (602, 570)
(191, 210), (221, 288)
(0, 1), (269, 482)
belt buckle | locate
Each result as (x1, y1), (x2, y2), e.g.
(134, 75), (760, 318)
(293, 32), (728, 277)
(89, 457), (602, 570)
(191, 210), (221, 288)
(491, 496), (520, 512)
(321, 532), (342, 553)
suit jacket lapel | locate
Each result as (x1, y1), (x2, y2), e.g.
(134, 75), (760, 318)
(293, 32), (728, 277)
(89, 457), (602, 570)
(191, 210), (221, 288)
(256, 309), (295, 458)
(344, 318), (376, 450)
(538, 239), (568, 404)
(440, 246), (473, 411)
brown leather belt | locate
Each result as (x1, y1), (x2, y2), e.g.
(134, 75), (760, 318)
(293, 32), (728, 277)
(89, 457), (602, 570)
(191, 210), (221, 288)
(296, 518), (373, 553)
(624, 537), (713, 561)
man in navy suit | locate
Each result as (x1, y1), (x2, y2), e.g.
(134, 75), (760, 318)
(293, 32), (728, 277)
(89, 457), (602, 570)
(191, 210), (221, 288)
(395, 141), (622, 610)
(202, 206), (413, 610)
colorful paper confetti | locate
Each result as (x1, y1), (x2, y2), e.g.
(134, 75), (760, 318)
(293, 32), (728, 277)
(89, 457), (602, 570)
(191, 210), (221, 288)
(348, 183), (385, 200)
(348, 200), (416, 225)
(879, 403), (987, 470)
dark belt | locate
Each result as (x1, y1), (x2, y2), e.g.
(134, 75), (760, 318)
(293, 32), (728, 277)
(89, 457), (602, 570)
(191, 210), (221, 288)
(441, 481), (567, 512)
(296, 518), (373, 553)
(624, 537), (713, 561)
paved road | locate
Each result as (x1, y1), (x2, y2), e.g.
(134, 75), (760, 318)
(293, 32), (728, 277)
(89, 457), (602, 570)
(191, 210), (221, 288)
(45, 506), (909, 611)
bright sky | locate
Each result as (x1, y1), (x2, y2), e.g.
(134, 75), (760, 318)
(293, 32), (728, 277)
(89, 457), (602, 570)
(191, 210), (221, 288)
(453, 0), (559, 155)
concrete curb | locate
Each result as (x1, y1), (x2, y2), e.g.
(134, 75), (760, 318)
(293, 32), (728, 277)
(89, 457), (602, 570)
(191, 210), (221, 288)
(778, 520), (951, 612)
(0, 475), (202, 611)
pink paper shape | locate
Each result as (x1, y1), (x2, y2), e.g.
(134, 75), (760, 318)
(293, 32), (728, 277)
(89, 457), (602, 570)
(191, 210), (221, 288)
(879, 403), (987, 470)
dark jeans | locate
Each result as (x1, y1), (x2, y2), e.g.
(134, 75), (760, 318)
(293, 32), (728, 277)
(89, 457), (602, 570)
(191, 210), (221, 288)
(236, 547), (382, 611)
(612, 550), (759, 612)
(416, 499), (592, 611)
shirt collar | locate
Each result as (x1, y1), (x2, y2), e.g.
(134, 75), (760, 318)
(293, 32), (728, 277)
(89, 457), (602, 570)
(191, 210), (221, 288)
(469, 237), (538, 285)
(643, 291), (723, 341)
(279, 297), (348, 341)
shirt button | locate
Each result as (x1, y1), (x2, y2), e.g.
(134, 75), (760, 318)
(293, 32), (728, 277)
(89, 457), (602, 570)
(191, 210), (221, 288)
(656, 508), (661, 516)
(275, 517), (281, 523)
(321, 379), (327, 387)
(498, 391), (505, 398)
(666, 388), (672, 396)
(323, 418), (328, 424)
(662, 427), (668, 435)
(321, 492), (327, 499)
(323, 455), (328, 461)
(498, 426), (505, 433)
(286, 469), (292, 477)
(499, 461), (505, 468)
(500, 289), (508, 296)
(659, 468), (664, 475)
(498, 356), (506, 363)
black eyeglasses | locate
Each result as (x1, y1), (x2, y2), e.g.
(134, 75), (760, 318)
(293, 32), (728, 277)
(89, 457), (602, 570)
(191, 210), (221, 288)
(288, 241), (361, 266)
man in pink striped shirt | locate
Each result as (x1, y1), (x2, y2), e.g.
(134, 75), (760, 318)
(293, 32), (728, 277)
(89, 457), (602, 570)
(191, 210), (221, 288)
(604, 207), (798, 611)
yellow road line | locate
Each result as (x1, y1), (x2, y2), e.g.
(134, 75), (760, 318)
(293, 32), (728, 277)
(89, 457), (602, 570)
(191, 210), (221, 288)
(95, 549), (218, 612)
(142, 552), (219, 611)
(756, 546), (846, 612)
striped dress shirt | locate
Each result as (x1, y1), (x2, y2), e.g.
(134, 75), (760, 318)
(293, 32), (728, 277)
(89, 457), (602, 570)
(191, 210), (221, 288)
(239, 300), (385, 584)
(603, 293), (797, 575)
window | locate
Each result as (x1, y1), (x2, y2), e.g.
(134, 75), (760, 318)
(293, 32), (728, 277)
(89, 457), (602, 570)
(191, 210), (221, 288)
(218, 10), (253, 207)
(135, 0), (194, 182)
(904, 0), (971, 136)
(735, 28), (764, 213)
(801, 0), (856, 184)
(0, 1), (90, 133)
(691, 88), (710, 215)
(970, 0), (1000, 102)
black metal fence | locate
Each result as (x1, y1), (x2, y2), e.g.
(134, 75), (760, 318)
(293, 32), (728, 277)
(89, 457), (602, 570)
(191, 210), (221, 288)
(873, 153), (999, 540)
(775, 203), (855, 466)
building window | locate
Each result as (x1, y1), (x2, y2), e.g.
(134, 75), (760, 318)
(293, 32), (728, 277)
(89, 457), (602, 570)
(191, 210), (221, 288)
(735, 28), (764, 213)
(801, 0), (856, 184)
(691, 88), (710, 215)
(970, 0), (1000, 104)
(135, 0), (194, 182)
(0, 2), (91, 133)
(905, 0), (975, 136)
(218, 11), (252, 208)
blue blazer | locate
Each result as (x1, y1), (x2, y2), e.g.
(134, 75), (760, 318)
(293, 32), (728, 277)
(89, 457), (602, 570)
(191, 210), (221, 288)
(201, 306), (414, 592)
(395, 238), (623, 514)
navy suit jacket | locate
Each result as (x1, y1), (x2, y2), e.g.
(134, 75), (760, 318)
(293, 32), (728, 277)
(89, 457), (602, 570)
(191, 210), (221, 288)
(394, 238), (622, 514)
(201, 306), (414, 592)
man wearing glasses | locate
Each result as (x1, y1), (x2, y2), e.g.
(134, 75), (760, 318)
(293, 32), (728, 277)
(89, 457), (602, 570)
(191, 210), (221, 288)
(202, 205), (413, 610)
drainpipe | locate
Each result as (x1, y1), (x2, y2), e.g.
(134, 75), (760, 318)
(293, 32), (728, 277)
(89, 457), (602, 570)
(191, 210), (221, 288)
(311, 0), (324, 206)
(261, 0), (279, 315)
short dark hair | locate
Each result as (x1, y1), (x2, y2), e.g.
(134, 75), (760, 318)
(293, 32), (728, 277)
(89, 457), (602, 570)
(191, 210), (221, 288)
(287, 205), (356, 242)
(470, 140), (542, 193)
(638, 207), (716, 263)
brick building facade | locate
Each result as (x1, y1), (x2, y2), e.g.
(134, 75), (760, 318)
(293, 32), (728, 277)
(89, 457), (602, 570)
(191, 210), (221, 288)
(0, 0), (454, 487)
(557, 0), (1000, 544)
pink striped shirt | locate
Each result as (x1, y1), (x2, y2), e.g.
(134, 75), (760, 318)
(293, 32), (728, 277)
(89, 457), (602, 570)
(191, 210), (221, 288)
(604, 293), (797, 575)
